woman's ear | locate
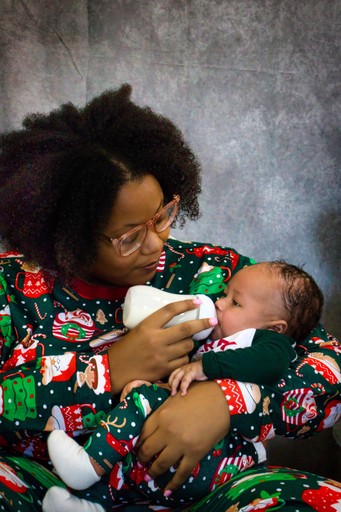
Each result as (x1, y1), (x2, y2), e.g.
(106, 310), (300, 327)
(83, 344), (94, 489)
(267, 320), (288, 334)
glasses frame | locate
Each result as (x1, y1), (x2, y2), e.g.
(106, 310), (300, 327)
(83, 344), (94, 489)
(101, 195), (180, 257)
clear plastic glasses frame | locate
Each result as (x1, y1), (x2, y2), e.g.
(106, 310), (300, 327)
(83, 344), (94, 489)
(101, 195), (180, 256)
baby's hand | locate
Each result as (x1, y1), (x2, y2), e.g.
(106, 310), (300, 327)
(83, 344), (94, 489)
(168, 360), (207, 396)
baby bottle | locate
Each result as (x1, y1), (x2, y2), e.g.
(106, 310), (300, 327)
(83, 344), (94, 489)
(123, 285), (217, 341)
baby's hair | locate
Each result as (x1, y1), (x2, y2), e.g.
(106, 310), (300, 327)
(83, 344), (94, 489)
(0, 84), (202, 279)
(267, 260), (324, 342)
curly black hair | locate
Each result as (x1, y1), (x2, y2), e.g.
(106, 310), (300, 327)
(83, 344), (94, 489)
(0, 84), (202, 279)
(268, 260), (324, 342)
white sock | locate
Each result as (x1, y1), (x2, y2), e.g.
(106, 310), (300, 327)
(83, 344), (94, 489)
(42, 486), (106, 512)
(47, 430), (101, 490)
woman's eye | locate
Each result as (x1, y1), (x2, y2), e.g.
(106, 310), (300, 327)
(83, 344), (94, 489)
(121, 232), (139, 245)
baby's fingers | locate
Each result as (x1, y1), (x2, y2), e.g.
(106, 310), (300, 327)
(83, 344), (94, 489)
(178, 373), (193, 396)
(168, 368), (185, 396)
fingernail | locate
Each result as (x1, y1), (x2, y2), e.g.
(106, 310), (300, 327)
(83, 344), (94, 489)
(209, 317), (218, 326)
(193, 297), (202, 305)
(144, 474), (153, 482)
(164, 489), (172, 497)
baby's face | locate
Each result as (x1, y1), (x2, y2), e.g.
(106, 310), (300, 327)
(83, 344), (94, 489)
(211, 263), (285, 339)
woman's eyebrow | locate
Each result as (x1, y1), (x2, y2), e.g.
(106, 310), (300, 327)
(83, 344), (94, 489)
(111, 198), (165, 234)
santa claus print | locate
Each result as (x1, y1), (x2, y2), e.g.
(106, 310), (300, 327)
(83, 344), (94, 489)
(39, 352), (77, 385)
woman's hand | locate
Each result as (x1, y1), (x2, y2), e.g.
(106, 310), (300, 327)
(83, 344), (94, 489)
(136, 380), (230, 494)
(108, 299), (215, 394)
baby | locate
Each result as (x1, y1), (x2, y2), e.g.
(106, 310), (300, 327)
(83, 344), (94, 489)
(47, 260), (323, 507)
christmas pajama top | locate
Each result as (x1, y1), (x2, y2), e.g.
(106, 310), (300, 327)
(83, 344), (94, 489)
(0, 238), (340, 511)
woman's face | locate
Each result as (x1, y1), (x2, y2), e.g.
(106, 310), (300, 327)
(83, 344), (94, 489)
(88, 175), (170, 287)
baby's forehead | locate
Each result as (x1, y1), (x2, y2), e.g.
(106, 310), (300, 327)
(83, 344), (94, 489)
(247, 262), (279, 278)
(237, 262), (273, 277)
(230, 263), (281, 290)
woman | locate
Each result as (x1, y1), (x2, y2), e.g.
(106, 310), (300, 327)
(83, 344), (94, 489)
(0, 84), (340, 511)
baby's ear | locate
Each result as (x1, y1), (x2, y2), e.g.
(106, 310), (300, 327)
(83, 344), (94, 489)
(267, 320), (288, 334)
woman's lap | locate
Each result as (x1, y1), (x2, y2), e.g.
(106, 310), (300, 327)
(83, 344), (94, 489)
(0, 452), (339, 512)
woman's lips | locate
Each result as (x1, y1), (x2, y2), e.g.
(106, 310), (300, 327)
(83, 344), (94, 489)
(141, 260), (159, 271)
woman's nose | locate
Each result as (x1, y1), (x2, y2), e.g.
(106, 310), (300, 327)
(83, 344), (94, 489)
(141, 227), (164, 254)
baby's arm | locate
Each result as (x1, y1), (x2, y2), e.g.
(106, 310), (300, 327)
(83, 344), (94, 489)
(169, 329), (296, 396)
(169, 359), (208, 396)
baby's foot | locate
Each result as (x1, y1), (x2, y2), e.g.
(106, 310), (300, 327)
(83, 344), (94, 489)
(42, 486), (105, 512)
(120, 379), (152, 400)
(47, 430), (101, 490)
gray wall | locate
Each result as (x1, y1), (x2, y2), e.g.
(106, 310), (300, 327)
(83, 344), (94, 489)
(1, 0), (340, 337)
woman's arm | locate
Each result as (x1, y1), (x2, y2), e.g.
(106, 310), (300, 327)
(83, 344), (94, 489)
(136, 380), (230, 493)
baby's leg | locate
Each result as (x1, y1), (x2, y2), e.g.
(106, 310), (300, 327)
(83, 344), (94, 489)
(120, 379), (153, 399)
(42, 486), (105, 512)
(48, 383), (170, 490)
(47, 430), (101, 489)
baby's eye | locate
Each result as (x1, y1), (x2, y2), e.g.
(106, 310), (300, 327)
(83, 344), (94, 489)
(232, 299), (240, 307)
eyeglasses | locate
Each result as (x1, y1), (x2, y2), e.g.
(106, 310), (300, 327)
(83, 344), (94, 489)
(101, 195), (180, 256)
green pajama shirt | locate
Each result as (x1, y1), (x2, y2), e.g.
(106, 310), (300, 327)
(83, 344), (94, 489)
(0, 239), (340, 511)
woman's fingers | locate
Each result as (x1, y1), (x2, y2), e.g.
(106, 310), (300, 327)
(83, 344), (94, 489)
(140, 298), (216, 340)
(141, 298), (201, 328)
(136, 419), (166, 466)
(163, 456), (200, 495)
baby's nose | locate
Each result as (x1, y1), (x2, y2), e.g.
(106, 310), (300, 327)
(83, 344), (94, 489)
(214, 297), (223, 311)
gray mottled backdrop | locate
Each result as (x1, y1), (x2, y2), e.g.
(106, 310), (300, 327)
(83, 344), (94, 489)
(1, 0), (340, 337)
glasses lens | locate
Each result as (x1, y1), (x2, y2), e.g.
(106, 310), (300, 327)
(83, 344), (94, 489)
(116, 196), (179, 256)
(154, 200), (178, 233)
(119, 226), (147, 256)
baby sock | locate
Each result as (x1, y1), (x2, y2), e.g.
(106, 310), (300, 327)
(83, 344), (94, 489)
(42, 486), (105, 512)
(47, 430), (101, 490)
